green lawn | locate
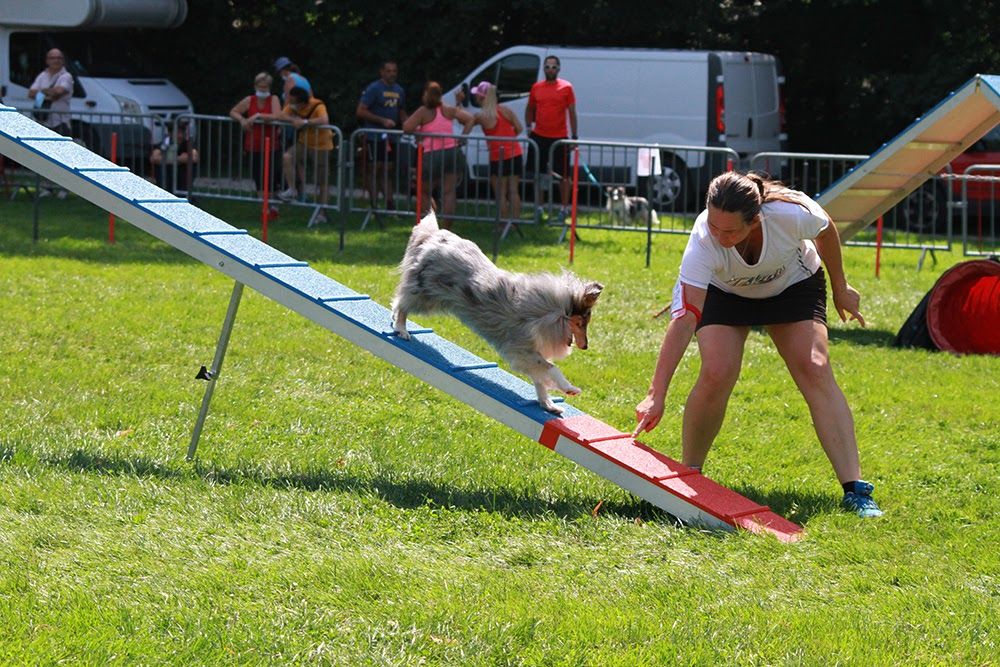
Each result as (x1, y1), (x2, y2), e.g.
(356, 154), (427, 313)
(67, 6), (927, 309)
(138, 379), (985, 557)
(1, 196), (997, 665)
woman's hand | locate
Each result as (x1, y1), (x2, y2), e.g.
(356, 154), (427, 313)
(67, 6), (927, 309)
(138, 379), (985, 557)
(833, 283), (866, 327)
(633, 392), (665, 437)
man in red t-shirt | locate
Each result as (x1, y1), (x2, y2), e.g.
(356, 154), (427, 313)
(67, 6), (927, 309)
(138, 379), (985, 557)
(525, 55), (578, 221)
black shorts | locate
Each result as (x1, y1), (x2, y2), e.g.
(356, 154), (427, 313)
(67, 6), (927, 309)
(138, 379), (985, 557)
(526, 132), (570, 177)
(362, 131), (398, 162)
(422, 147), (467, 185)
(697, 268), (828, 330)
(490, 155), (523, 178)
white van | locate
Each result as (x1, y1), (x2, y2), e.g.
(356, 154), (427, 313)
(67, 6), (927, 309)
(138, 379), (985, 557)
(449, 46), (786, 205)
(0, 0), (193, 156)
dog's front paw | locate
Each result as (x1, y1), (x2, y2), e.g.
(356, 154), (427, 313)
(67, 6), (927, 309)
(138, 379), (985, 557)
(541, 400), (565, 415)
(394, 326), (411, 341)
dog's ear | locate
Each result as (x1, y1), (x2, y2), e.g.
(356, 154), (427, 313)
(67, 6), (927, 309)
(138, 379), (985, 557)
(419, 209), (439, 228)
(583, 281), (604, 308)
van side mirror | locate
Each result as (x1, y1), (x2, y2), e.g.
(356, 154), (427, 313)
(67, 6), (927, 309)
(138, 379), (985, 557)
(460, 82), (470, 107)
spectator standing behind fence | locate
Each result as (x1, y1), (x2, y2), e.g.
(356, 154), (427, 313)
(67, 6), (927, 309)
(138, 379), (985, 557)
(273, 56), (312, 102)
(356, 60), (408, 213)
(273, 56), (312, 192)
(271, 86), (333, 226)
(230, 72), (282, 219)
(525, 55), (577, 224)
(633, 171), (883, 519)
(149, 119), (199, 194)
(403, 81), (473, 230)
(28, 48), (73, 198)
(463, 81), (524, 224)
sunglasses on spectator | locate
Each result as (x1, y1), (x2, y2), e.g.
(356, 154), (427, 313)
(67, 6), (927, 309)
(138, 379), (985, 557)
(544, 65), (559, 70)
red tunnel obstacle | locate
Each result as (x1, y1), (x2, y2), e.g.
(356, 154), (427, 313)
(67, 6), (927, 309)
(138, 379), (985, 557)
(896, 259), (1000, 355)
(927, 259), (1000, 354)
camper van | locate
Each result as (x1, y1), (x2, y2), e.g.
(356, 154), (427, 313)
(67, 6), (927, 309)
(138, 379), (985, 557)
(1, 0), (193, 156)
(450, 46), (786, 205)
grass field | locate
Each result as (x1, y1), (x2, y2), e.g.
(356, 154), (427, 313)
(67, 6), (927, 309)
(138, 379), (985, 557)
(1, 196), (998, 665)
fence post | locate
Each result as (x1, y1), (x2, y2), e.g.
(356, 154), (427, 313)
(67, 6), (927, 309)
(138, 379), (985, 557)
(875, 215), (883, 278)
(108, 132), (117, 244)
(32, 170), (41, 242)
(569, 148), (580, 264)
(261, 135), (271, 242)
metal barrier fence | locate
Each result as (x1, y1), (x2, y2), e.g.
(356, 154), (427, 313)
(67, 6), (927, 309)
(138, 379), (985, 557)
(346, 130), (739, 230)
(750, 151), (955, 252)
(549, 140), (739, 232)
(347, 128), (542, 232)
(5, 108), (995, 262)
(1, 108), (167, 198)
(342, 131), (742, 260)
(174, 113), (344, 226)
(957, 164), (1000, 256)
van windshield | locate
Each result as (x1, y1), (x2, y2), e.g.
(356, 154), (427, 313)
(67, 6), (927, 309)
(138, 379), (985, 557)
(9, 31), (164, 85)
(468, 54), (539, 107)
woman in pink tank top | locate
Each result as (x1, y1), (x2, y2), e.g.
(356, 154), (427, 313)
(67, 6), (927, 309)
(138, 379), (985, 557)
(403, 81), (474, 228)
(464, 81), (525, 225)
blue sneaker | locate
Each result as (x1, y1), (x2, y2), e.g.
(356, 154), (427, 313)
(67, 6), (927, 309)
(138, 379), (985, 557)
(841, 480), (883, 518)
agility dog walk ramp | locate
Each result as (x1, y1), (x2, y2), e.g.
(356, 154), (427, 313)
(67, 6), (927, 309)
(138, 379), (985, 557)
(819, 74), (1000, 241)
(0, 106), (801, 542)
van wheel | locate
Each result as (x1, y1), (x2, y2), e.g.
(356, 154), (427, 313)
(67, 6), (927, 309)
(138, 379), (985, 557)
(650, 153), (687, 208)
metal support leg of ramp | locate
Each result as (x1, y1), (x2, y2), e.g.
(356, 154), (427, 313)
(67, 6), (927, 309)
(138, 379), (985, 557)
(188, 281), (245, 460)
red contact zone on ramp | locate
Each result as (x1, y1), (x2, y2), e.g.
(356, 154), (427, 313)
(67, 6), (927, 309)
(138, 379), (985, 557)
(540, 415), (802, 542)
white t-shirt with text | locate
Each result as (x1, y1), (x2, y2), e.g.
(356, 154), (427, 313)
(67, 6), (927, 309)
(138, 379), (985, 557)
(677, 197), (829, 300)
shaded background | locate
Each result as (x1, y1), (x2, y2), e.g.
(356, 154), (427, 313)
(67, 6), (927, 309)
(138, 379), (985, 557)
(126, 0), (998, 153)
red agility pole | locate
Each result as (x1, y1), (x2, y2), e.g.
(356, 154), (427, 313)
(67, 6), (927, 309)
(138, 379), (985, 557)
(415, 143), (424, 225)
(875, 215), (883, 279)
(261, 136), (271, 242)
(108, 132), (117, 244)
(569, 147), (580, 264)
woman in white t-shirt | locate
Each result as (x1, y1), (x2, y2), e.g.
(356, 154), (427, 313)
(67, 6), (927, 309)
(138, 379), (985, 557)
(633, 171), (882, 518)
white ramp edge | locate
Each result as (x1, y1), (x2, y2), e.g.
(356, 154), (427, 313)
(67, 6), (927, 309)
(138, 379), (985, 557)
(819, 74), (1000, 241)
(0, 107), (802, 541)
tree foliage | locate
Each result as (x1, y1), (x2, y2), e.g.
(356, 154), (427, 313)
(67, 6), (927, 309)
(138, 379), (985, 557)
(136, 0), (1000, 153)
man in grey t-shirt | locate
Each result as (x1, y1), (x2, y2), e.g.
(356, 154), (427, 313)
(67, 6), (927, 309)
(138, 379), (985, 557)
(29, 49), (74, 134)
(29, 48), (74, 197)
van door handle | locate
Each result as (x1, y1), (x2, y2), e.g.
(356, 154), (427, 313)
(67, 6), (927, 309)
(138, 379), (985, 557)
(747, 118), (753, 138)
(86, 100), (97, 108)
